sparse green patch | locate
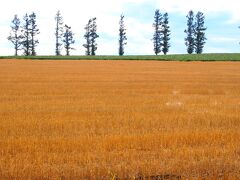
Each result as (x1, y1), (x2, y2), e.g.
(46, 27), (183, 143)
(0, 53), (240, 61)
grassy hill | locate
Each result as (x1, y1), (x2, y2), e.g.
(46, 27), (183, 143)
(0, 53), (240, 61)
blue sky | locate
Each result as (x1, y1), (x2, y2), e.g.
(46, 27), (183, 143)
(0, 0), (239, 55)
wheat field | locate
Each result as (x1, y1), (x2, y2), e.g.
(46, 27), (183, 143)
(0, 60), (240, 179)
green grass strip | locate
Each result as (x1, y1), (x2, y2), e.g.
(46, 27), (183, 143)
(0, 53), (240, 61)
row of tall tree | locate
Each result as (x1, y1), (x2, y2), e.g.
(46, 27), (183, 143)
(8, 13), (39, 56)
(7, 10), (207, 56)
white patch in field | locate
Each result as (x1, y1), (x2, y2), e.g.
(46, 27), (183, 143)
(225, 91), (230, 95)
(213, 101), (218, 106)
(166, 101), (183, 107)
(172, 90), (179, 95)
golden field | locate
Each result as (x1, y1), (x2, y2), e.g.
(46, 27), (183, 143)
(0, 60), (240, 179)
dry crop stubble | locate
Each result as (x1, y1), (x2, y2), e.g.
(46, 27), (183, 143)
(0, 60), (240, 179)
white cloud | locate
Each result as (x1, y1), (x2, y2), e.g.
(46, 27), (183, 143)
(125, 18), (153, 55)
(209, 36), (237, 43)
(156, 0), (240, 23)
(206, 47), (233, 53)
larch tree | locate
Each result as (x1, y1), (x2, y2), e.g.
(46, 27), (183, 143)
(7, 14), (22, 56)
(194, 11), (207, 54)
(83, 19), (92, 55)
(161, 13), (171, 55)
(83, 18), (99, 56)
(90, 17), (99, 56)
(119, 14), (127, 56)
(153, 9), (162, 55)
(63, 25), (75, 56)
(21, 13), (31, 56)
(55, 10), (64, 56)
(29, 12), (40, 56)
(184, 10), (195, 54)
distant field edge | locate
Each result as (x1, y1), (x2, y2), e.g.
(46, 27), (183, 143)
(0, 53), (240, 61)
